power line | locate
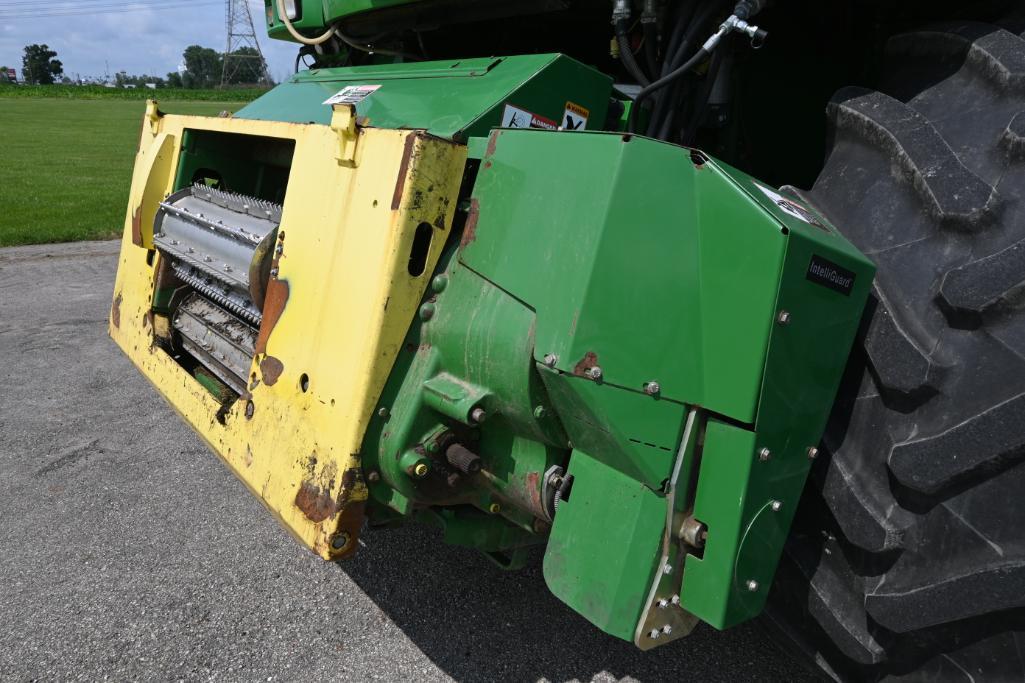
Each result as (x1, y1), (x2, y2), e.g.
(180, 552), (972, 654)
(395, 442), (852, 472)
(0, 1), (221, 19)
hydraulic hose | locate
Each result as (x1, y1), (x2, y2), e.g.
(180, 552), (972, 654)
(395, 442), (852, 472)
(275, 0), (336, 45)
(628, 46), (710, 133)
(614, 18), (651, 86)
(333, 28), (421, 60)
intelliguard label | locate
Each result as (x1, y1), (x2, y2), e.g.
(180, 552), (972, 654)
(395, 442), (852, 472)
(806, 255), (855, 296)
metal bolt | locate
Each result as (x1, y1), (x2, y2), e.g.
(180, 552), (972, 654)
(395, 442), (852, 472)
(419, 303), (435, 321)
(663, 563), (673, 575)
(223, 264), (232, 272)
(431, 274), (448, 293)
(671, 594), (680, 606)
(413, 463), (429, 478)
(367, 470), (380, 482)
(489, 503), (501, 514)
(275, 243), (284, 256)
(170, 239), (179, 245)
(758, 447), (771, 462)
(777, 310), (791, 325)
(377, 407), (389, 418)
(204, 255), (213, 263)
(807, 446), (819, 460)
(187, 247), (195, 254)
(270, 267), (279, 278)
(533, 405), (547, 419)
(649, 629), (661, 640)
(746, 579), (759, 592)
(470, 407), (486, 424)
(586, 366), (603, 381)
(331, 532), (350, 550)
(657, 598), (669, 609)
(770, 500), (783, 512)
(245, 401), (255, 419)
(644, 381), (661, 396)
(661, 624), (673, 635)
(542, 353), (558, 368)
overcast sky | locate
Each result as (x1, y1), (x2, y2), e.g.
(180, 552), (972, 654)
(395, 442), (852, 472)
(0, 1), (297, 82)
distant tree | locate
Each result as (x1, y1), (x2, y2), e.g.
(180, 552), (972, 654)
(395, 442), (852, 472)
(222, 46), (271, 85)
(22, 44), (63, 84)
(0, 66), (10, 84)
(181, 45), (222, 89)
(166, 71), (184, 88)
(115, 70), (129, 87)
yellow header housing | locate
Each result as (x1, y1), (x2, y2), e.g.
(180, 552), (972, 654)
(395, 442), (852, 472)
(110, 102), (466, 559)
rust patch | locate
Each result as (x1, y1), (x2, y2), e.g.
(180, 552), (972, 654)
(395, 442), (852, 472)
(295, 480), (337, 523)
(260, 355), (284, 386)
(527, 471), (542, 513)
(573, 351), (599, 376)
(460, 198), (481, 248)
(131, 206), (143, 247)
(255, 278), (289, 355)
(391, 133), (420, 210)
(485, 130), (500, 158)
(330, 500), (367, 560)
(111, 293), (122, 328)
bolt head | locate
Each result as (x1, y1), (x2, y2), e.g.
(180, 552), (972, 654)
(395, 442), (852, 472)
(807, 446), (819, 460)
(533, 405), (547, 419)
(470, 407), (486, 424)
(367, 470), (380, 482)
(758, 447), (771, 461)
(489, 503), (501, 514)
(419, 303), (435, 321)
(244, 401), (255, 419)
(649, 629), (661, 640)
(413, 463), (429, 477)
(657, 598), (669, 609)
(644, 381), (661, 396)
(746, 579), (759, 592)
(770, 500), (783, 512)
(377, 407), (389, 418)
(777, 310), (791, 325)
(663, 563), (673, 575)
(331, 532), (350, 550)
(586, 366), (603, 381)
(661, 624), (672, 635)
(542, 353), (558, 368)
(671, 594), (680, 605)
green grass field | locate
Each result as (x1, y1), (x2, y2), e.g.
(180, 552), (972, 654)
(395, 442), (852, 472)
(0, 97), (252, 247)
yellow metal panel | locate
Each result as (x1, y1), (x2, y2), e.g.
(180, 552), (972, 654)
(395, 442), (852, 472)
(110, 105), (466, 559)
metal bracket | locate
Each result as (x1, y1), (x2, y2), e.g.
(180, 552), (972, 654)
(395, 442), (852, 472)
(330, 103), (360, 166)
(633, 408), (701, 649)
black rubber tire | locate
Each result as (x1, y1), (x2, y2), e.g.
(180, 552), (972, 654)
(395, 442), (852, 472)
(768, 20), (1025, 682)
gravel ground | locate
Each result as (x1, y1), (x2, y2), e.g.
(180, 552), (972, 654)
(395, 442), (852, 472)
(0, 240), (816, 682)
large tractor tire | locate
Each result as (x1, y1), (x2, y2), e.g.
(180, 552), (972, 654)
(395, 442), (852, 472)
(768, 20), (1025, 681)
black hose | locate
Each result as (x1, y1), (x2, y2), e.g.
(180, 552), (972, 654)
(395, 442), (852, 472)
(643, 21), (659, 77)
(614, 18), (650, 86)
(628, 46), (711, 134)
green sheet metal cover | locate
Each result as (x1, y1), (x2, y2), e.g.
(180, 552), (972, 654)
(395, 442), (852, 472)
(235, 54), (612, 142)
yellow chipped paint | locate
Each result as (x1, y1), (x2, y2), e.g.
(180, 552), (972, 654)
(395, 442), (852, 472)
(110, 103), (466, 559)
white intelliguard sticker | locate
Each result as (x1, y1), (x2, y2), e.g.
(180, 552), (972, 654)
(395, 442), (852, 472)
(754, 182), (827, 229)
(323, 84), (381, 106)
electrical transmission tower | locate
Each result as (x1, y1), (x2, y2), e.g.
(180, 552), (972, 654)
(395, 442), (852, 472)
(221, 0), (270, 87)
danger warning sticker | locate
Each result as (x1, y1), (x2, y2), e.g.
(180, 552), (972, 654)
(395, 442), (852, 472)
(754, 183), (828, 230)
(323, 84), (381, 106)
(562, 102), (589, 130)
(501, 104), (559, 130)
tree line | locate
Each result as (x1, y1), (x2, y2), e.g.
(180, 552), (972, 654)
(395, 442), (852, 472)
(2, 44), (270, 87)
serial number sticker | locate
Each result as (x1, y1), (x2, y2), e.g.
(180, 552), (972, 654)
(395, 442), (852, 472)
(807, 255), (856, 296)
(323, 84), (381, 106)
(563, 101), (590, 130)
(754, 182), (828, 231)
(501, 103), (558, 130)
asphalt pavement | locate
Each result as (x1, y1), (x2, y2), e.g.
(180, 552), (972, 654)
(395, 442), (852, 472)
(0, 239), (816, 682)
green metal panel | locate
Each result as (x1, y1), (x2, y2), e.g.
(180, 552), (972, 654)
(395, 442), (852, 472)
(682, 204), (874, 629)
(542, 449), (666, 640)
(235, 54), (612, 143)
(462, 129), (786, 424)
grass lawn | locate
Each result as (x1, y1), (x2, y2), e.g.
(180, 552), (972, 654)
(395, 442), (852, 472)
(0, 99), (248, 247)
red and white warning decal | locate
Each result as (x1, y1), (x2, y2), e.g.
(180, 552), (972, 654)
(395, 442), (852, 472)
(323, 84), (381, 106)
(562, 101), (589, 130)
(501, 103), (559, 130)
